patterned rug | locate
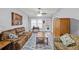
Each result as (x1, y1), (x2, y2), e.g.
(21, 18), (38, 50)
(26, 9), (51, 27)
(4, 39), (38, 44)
(22, 32), (54, 50)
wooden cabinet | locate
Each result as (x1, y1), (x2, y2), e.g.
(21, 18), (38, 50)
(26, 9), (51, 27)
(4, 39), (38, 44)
(53, 18), (70, 37)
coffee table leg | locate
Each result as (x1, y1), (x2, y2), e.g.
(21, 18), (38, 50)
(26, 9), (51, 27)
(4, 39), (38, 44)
(47, 38), (48, 45)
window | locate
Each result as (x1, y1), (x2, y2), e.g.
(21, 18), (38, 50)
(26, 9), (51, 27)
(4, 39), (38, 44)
(31, 19), (43, 29)
(37, 20), (43, 28)
(31, 19), (36, 29)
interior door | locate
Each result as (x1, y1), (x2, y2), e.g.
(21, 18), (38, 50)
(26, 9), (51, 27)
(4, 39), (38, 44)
(53, 19), (61, 37)
(60, 18), (70, 35)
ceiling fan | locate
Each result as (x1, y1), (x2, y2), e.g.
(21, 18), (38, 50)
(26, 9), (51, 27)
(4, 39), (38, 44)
(37, 8), (48, 16)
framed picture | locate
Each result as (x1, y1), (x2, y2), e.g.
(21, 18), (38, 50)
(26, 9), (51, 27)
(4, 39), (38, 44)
(12, 12), (22, 26)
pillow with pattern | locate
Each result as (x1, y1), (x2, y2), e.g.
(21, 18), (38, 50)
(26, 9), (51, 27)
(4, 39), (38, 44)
(60, 33), (75, 47)
(9, 33), (18, 39)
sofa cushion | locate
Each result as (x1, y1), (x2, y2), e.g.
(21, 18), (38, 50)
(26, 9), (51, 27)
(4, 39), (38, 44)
(17, 36), (28, 48)
(10, 29), (16, 35)
(2, 32), (10, 40)
(18, 31), (25, 37)
(16, 27), (26, 37)
(60, 33), (75, 47)
(2, 29), (16, 40)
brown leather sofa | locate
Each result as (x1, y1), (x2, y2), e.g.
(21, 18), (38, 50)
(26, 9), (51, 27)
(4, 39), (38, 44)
(1, 27), (32, 50)
(54, 34), (79, 50)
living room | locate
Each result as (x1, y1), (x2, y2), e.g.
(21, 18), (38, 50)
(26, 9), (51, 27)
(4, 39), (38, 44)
(0, 8), (79, 50)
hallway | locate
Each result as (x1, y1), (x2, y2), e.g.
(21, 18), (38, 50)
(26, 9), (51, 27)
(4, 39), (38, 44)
(22, 32), (54, 50)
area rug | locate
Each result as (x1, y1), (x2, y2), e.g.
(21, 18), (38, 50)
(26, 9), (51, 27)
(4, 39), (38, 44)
(22, 32), (54, 50)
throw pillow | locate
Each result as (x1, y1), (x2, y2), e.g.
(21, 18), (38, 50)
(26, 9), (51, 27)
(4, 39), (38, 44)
(60, 33), (75, 47)
(9, 33), (18, 39)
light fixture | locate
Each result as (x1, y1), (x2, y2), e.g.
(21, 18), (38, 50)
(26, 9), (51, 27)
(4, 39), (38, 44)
(37, 8), (48, 17)
(37, 8), (42, 16)
(37, 13), (42, 16)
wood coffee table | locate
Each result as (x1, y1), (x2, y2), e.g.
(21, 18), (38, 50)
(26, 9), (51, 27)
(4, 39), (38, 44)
(36, 32), (48, 45)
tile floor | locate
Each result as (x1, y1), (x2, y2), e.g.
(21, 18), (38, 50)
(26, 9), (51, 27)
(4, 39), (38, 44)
(22, 32), (54, 50)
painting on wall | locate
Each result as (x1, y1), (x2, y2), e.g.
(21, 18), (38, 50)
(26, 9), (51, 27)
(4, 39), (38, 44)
(11, 12), (22, 26)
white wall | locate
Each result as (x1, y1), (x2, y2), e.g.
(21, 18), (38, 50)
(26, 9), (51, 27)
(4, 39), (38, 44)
(53, 8), (79, 35)
(0, 8), (29, 32)
(55, 8), (79, 19)
(70, 18), (79, 35)
(29, 17), (52, 32)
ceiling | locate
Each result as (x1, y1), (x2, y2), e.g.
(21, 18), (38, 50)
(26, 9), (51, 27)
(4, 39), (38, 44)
(19, 8), (61, 18)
